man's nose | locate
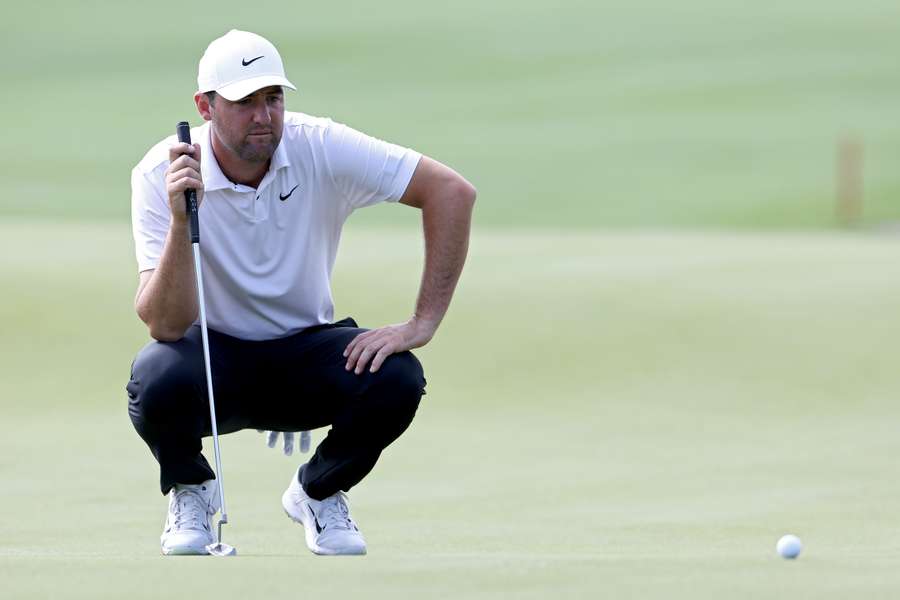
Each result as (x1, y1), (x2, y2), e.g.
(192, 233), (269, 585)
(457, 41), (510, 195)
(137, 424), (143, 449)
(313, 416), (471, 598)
(252, 102), (272, 125)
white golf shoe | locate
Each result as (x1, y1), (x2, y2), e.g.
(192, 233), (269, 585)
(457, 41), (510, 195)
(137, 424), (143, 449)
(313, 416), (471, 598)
(282, 466), (367, 555)
(160, 480), (218, 555)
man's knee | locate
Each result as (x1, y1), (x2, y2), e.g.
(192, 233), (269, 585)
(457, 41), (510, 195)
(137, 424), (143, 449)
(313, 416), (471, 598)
(127, 339), (202, 425)
(371, 351), (426, 417)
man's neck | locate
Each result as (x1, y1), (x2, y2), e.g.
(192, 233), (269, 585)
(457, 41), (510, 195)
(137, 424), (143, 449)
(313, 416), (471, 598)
(210, 128), (269, 189)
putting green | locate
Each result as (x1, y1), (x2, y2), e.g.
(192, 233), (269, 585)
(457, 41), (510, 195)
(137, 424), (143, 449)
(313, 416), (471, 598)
(4, 2), (900, 595)
(2, 220), (899, 598)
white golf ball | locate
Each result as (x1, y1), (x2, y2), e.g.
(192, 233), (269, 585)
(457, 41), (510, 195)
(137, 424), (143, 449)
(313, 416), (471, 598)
(776, 534), (803, 559)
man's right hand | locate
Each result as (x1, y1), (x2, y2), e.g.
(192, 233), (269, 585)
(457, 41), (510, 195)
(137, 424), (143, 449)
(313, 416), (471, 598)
(165, 142), (204, 221)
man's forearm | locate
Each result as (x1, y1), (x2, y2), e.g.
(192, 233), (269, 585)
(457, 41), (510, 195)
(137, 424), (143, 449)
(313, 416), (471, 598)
(341, 164), (475, 375)
(413, 183), (476, 332)
(135, 219), (199, 341)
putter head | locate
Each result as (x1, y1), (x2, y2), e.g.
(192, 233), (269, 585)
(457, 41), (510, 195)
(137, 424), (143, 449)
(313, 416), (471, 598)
(206, 519), (235, 556)
(206, 542), (237, 557)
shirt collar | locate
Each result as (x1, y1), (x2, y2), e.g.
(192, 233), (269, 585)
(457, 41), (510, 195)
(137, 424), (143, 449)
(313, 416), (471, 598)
(199, 121), (291, 192)
(270, 132), (290, 172)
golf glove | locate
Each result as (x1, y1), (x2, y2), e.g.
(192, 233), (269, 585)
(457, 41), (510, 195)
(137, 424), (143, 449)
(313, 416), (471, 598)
(259, 430), (311, 455)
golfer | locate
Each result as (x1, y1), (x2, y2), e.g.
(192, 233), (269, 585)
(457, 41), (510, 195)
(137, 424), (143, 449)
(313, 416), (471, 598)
(126, 30), (475, 556)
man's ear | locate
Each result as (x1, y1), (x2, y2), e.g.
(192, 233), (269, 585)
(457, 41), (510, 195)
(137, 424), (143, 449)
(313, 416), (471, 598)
(194, 92), (213, 122)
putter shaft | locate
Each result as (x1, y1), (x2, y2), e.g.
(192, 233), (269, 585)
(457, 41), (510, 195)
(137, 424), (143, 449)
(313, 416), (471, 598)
(193, 243), (229, 543)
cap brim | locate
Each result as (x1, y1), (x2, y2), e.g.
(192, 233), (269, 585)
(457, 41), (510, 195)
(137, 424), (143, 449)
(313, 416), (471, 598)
(215, 75), (297, 101)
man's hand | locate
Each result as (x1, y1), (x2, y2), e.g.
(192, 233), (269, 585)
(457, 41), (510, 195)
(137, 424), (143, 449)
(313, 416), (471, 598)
(343, 317), (436, 375)
(165, 142), (204, 221)
(260, 430), (311, 455)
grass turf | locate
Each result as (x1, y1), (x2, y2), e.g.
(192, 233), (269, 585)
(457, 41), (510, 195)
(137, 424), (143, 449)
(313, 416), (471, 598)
(3, 0), (900, 595)
(2, 221), (900, 598)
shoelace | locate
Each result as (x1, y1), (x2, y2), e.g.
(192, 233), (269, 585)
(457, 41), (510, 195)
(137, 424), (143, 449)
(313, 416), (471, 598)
(317, 493), (353, 531)
(171, 488), (210, 531)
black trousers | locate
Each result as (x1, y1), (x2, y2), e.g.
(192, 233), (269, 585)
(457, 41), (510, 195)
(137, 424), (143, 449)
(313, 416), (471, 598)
(126, 317), (426, 499)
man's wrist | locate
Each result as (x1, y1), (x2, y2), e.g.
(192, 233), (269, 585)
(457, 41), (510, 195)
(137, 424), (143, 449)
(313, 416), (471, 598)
(170, 213), (190, 228)
(410, 314), (440, 339)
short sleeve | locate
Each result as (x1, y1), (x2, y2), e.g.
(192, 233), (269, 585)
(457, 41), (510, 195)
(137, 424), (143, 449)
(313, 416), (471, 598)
(131, 165), (171, 272)
(322, 120), (422, 210)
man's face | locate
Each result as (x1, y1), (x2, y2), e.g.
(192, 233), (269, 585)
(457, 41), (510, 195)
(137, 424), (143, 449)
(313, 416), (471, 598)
(207, 86), (285, 163)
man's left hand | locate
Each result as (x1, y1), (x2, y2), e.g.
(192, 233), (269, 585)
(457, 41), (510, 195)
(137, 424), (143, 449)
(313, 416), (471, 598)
(343, 317), (436, 374)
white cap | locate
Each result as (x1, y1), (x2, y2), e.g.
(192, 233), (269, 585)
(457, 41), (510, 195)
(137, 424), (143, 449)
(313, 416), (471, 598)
(197, 30), (296, 101)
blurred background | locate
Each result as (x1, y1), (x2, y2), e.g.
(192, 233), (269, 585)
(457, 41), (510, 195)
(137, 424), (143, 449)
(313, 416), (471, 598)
(3, 0), (898, 227)
(2, 1), (899, 598)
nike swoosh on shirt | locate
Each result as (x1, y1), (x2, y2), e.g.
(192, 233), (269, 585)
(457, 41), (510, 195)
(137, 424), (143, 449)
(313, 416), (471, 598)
(280, 184), (300, 201)
(242, 56), (264, 66)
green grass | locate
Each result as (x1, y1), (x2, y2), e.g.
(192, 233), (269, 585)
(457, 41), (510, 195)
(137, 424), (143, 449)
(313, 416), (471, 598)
(2, 0), (900, 227)
(3, 1), (900, 596)
(3, 220), (900, 597)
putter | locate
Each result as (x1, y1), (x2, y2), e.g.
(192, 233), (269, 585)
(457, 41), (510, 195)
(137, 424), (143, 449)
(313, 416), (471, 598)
(176, 122), (237, 557)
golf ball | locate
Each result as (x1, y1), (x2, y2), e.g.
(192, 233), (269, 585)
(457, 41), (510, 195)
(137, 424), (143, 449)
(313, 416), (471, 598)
(776, 534), (802, 559)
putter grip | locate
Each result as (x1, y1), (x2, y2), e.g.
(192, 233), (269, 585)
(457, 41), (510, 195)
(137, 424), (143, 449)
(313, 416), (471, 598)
(175, 121), (200, 244)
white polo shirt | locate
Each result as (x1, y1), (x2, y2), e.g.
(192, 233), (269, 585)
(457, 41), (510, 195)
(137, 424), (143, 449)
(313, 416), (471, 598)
(131, 112), (421, 340)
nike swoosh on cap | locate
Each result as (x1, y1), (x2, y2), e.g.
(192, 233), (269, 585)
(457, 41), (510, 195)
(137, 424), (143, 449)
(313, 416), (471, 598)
(280, 184), (299, 201)
(241, 55), (264, 66)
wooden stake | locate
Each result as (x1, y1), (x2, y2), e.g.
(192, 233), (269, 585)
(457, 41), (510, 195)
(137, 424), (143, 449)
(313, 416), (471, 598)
(836, 135), (864, 227)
